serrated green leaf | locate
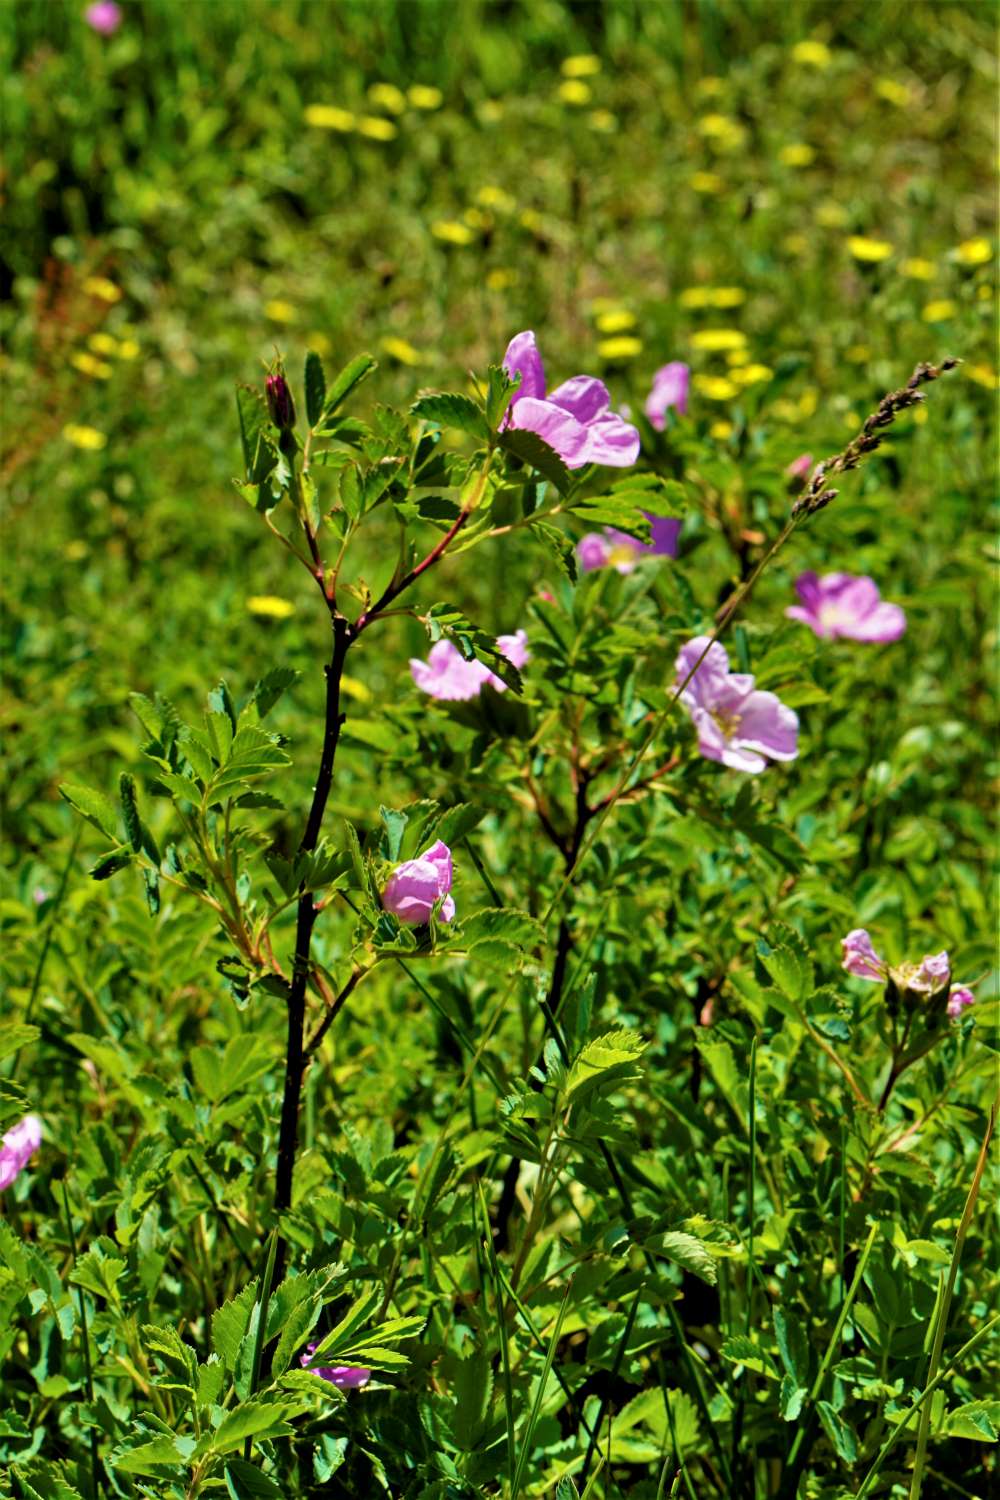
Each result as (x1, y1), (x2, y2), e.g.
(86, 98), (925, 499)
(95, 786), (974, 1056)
(411, 391), (488, 439)
(59, 782), (119, 840)
(209, 727), (291, 798)
(498, 427), (572, 494)
(649, 1230), (718, 1286)
(304, 350), (326, 427)
(320, 354), (377, 421)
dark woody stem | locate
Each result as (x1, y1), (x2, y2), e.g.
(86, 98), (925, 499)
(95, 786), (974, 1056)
(273, 614), (351, 1282)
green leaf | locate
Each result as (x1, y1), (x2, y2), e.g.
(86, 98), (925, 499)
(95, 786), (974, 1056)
(69, 1247), (126, 1303)
(457, 907), (543, 954)
(452, 1350), (493, 1451)
(411, 391), (489, 440)
(119, 773), (142, 852)
(649, 1230), (718, 1286)
(251, 667), (298, 720)
(321, 354), (377, 421)
(209, 727), (292, 798)
(225, 1458), (286, 1499)
(111, 1435), (193, 1475)
(566, 1029), (647, 1103)
(757, 925), (814, 1001)
(212, 1280), (259, 1369)
(497, 427), (572, 494)
(817, 1400), (858, 1462)
(940, 1399), (1000, 1441)
(0, 1024), (40, 1065)
(485, 363), (518, 431)
(89, 848), (133, 880)
(304, 350), (327, 426)
(236, 385), (267, 475)
(721, 1335), (780, 1379)
(59, 782), (119, 840)
(774, 1305), (810, 1389)
(200, 1399), (297, 1457)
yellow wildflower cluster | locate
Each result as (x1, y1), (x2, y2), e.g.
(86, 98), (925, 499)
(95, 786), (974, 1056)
(81, 276), (122, 303)
(847, 236), (893, 263)
(690, 328), (746, 352)
(697, 113), (746, 151)
(247, 596), (296, 619)
(380, 336), (424, 366)
(679, 286), (745, 309)
(558, 80), (591, 106)
(562, 54), (601, 77)
(431, 220), (475, 246)
(597, 336), (642, 360)
(63, 424), (107, 450)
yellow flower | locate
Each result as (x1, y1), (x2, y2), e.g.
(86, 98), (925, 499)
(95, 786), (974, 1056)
(710, 420), (733, 439)
(697, 113), (745, 150)
(845, 344), (869, 362)
(798, 387), (819, 417)
(955, 237), (991, 267)
(357, 115), (397, 141)
(922, 299), (956, 322)
(340, 674), (373, 703)
(692, 374), (738, 401)
(780, 143), (815, 167)
(64, 540), (89, 561)
(380, 335), (424, 365)
(847, 235), (893, 263)
(875, 78), (910, 106)
(562, 54), (601, 77)
(725, 347), (749, 366)
(696, 76), (724, 95)
(690, 328), (746, 352)
(598, 336), (643, 360)
(519, 208), (543, 231)
(595, 309), (636, 333)
(307, 332), (332, 355)
(711, 286), (745, 308)
(408, 84), (443, 110)
(304, 104), (355, 132)
(486, 267), (518, 291)
(117, 339), (140, 360)
(247, 595), (296, 619)
(731, 363), (773, 386)
(588, 109), (617, 132)
(71, 352), (112, 379)
(901, 257), (934, 279)
(368, 82), (406, 115)
(431, 219), (475, 246)
(792, 40), (832, 67)
(691, 171), (725, 194)
(88, 332), (118, 355)
(476, 184), (515, 213)
(464, 206), (489, 229)
(965, 363), (998, 389)
(679, 287), (713, 309)
(558, 79), (591, 105)
(81, 276), (121, 303)
(63, 423), (107, 450)
(478, 100), (503, 124)
(264, 299), (296, 323)
(912, 404), (928, 425)
(816, 201), (849, 228)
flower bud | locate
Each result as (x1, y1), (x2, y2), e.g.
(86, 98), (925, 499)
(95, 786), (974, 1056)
(265, 371), (296, 432)
(381, 840), (455, 925)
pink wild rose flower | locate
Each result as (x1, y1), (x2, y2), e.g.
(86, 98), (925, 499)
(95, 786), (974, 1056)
(300, 1345), (371, 1389)
(841, 929), (887, 981)
(786, 453), (813, 479)
(674, 637), (799, 773)
(0, 1114), (42, 1192)
(410, 631), (528, 701)
(644, 362), (690, 429)
(786, 572), (906, 643)
(947, 986), (975, 1019)
(85, 2), (122, 33)
(502, 331), (639, 469)
(577, 516), (681, 574)
(382, 840), (455, 925)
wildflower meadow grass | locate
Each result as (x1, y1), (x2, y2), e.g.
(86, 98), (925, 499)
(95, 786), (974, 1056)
(1, 3), (997, 1499)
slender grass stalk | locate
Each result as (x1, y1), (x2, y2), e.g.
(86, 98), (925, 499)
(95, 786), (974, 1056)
(907, 1094), (997, 1500)
(61, 1180), (101, 1500)
(510, 1279), (573, 1498)
(20, 823), (83, 1037)
(242, 1228), (279, 1462)
(579, 1284), (642, 1489)
(854, 1312), (1000, 1499)
(476, 1183), (517, 1489)
(785, 1222), (878, 1473)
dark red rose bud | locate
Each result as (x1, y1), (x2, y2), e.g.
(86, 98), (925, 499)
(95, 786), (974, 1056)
(265, 371), (296, 432)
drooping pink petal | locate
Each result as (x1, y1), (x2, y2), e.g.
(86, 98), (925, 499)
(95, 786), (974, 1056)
(497, 630), (530, 669)
(674, 637), (732, 710)
(381, 841), (455, 925)
(734, 691), (800, 761)
(410, 640), (490, 700)
(583, 411), (641, 467)
(645, 361), (690, 428)
(509, 396), (592, 467)
(502, 331), (546, 406)
(547, 375), (611, 423)
(947, 986), (975, 1019)
(841, 929), (886, 981)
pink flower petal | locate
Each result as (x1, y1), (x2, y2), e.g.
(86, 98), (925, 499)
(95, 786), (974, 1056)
(502, 330), (546, 406)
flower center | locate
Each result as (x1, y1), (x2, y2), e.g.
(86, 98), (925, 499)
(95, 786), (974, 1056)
(711, 709), (742, 739)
